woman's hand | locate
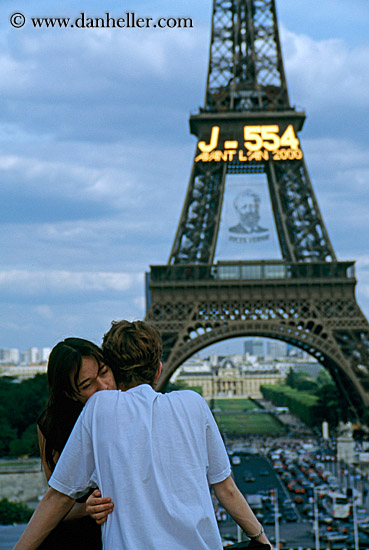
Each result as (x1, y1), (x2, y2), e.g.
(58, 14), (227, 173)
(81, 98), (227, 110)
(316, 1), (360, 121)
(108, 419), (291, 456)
(86, 489), (114, 525)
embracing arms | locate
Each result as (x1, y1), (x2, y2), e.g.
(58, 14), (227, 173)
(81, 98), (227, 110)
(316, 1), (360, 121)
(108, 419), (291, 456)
(37, 426), (113, 523)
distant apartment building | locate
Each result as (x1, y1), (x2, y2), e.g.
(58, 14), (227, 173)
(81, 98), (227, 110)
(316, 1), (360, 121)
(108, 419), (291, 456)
(266, 340), (288, 359)
(28, 347), (39, 364)
(244, 338), (265, 357)
(243, 338), (312, 361)
(0, 346), (51, 366)
(244, 338), (289, 359)
(0, 345), (51, 379)
(0, 348), (20, 364)
(38, 347), (52, 363)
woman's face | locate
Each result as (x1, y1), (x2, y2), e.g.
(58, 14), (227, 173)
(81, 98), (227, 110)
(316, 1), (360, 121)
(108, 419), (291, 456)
(71, 356), (117, 404)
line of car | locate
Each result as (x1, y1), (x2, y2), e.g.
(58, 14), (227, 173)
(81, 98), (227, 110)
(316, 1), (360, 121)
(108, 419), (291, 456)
(268, 445), (369, 548)
(227, 438), (369, 549)
(231, 453), (299, 524)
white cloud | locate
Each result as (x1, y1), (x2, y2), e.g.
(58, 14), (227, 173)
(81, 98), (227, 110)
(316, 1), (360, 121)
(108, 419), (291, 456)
(347, 256), (369, 314)
(357, 256), (369, 269)
(0, 213), (173, 274)
(282, 26), (369, 110)
(0, 22), (206, 101)
(0, 150), (137, 205)
(0, 0), (368, 350)
(35, 305), (54, 319)
(0, 16), (207, 147)
(0, 270), (142, 294)
(305, 136), (368, 169)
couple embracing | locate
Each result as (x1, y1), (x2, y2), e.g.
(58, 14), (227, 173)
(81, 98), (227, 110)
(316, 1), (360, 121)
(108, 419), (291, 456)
(15, 320), (271, 550)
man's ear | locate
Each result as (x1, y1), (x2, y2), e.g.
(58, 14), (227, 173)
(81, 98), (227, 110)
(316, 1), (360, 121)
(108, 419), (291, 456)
(154, 362), (162, 384)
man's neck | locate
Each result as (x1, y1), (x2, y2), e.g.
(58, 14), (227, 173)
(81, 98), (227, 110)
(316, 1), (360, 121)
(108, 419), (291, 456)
(118, 381), (148, 391)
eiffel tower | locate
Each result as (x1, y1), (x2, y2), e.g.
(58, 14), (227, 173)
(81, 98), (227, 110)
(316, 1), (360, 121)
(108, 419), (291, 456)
(145, 0), (369, 421)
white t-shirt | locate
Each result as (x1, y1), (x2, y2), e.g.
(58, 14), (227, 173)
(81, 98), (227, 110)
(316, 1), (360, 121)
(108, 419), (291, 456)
(49, 385), (231, 549)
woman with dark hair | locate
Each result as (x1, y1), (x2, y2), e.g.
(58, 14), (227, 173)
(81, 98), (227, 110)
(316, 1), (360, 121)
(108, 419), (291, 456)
(37, 337), (116, 549)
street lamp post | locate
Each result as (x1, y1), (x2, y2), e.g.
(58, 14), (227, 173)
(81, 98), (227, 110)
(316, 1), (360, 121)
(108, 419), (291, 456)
(313, 486), (320, 550)
(270, 488), (280, 550)
(348, 487), (359, 550)
(353, 496), (359, 550)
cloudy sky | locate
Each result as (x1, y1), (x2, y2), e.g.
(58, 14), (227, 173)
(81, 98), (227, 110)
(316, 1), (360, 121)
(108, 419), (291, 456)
(0, 0), (368, 353)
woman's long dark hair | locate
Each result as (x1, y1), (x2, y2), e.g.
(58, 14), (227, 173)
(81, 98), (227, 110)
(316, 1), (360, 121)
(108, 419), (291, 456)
(38, 338), (105, 472)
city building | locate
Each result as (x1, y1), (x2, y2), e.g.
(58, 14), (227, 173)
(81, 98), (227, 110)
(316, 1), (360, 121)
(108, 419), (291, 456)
(0, 346), (51, 380)
(266, 340), (288, 359)
(244, 338), (265, 357)
(27, 347), (39, 364)
(38, 347), (52, 363)
(172, 354), (280, 399)
(0, 364), (47, 380)
(0, 348), (20, 364)
(0, 346), (51, 366)
(171, 347), (319, 400)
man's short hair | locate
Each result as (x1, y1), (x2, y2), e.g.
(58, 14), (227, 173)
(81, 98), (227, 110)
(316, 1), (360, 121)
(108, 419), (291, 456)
(102, 320), (162, 387)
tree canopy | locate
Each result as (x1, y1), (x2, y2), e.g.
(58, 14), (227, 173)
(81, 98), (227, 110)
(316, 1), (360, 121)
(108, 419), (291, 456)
(0, 374), (48, 457)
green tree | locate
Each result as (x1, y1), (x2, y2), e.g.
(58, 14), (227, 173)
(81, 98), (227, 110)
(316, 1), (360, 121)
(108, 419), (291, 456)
(316, 369), (333, 386)
(313, 380), (345, 427)
(313, 370), (351, 427)
(0, 405), (17, 456)
(6, 374), (48, 436)
(163, 380), (203, 395)
(0, 374), (48, 457)
(285, 368), (317, 391)
(261, 384), (318, 426)
(265, 368), (350, 429)
(295, 377), (318, 392)
(0, 498), (33, 525)
(163, 380), (189, 392)
(285, 367), (297, 388)
(9, 423), (39, 458)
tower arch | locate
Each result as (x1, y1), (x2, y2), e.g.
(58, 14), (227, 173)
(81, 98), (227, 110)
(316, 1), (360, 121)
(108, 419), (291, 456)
(145, 0), (369, 422)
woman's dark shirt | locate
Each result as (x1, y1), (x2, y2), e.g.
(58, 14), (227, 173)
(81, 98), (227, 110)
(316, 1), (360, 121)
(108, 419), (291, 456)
(37, 410), (102, 550)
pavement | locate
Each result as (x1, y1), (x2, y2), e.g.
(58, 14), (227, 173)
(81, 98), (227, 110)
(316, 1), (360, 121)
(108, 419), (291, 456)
(0, 524), (26, 550)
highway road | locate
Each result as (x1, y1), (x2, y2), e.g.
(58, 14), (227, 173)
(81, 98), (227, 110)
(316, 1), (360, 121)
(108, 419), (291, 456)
(219, 453), (315, 548)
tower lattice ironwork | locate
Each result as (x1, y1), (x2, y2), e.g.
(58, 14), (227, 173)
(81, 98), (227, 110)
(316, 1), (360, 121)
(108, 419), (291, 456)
(145, 0), (369, 420)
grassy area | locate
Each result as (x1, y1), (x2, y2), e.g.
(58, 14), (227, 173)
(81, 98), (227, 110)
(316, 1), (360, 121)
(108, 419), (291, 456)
(210, 399), (285, 435)
(213, 412), (284, 435)
(211, 398), (260, 411)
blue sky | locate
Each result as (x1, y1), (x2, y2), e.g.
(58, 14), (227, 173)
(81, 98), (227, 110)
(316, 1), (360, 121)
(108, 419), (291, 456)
(1, 0), (369, 351)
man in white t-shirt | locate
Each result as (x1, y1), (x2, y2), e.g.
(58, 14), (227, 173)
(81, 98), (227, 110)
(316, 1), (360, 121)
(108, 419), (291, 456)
(14, 320), (271, 550)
